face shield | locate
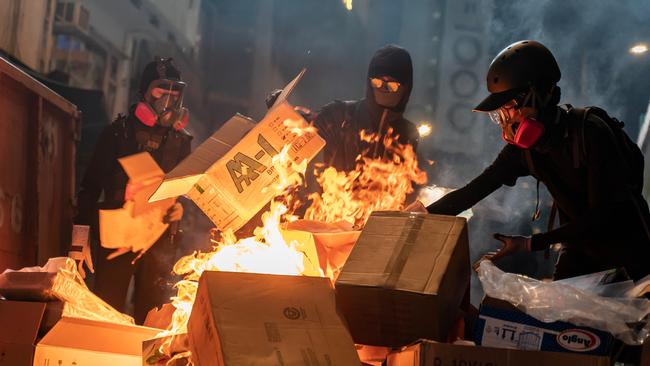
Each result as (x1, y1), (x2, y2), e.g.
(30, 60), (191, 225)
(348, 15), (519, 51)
(142, 79), (189, 129)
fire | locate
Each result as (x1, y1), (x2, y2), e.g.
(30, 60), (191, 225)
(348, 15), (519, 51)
(158, 124), (428, 364)
(157, 118), (319, 358)
(305, 129), (427, 227)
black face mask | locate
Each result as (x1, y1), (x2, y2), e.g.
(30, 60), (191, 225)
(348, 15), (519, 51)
(373, 88), (404, 108)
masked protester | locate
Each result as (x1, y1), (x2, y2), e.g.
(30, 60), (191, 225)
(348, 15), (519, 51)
(408, 40), (650, 281)
(314, 44), (418, 172)
(73, 58), (192, 323)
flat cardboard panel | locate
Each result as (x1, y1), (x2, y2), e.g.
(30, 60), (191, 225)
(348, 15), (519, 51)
(33, 317), (159, 366)
(335, 212), (470, 347)
(387, 340), (610, 366)
(188, 271), (360, 366)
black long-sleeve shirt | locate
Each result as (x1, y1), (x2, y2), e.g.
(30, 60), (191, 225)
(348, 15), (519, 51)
(427, 107), (650, 275)
(75, 114), (192, 229)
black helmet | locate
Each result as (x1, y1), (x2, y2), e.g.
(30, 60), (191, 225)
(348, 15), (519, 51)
(139, 57), (182, 96)
(474, 40), (561, 112)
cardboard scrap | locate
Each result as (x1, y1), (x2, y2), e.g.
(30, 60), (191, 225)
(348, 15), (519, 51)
(99, 152), (174, 255)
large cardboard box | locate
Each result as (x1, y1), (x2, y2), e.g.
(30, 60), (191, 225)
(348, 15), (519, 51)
(0, 300), (62, 366)
(187, 271), (360, 366)
(475, 296), (614, 356)
(387, 340), (610, 366)
(33, 317), (160, 366)
(150, 71), (325, 233)
(335, 212), (470, 347)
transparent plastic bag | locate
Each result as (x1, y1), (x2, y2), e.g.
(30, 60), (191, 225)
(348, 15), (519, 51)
(477, 260), (650, 345)
(0, 257), (134, 325)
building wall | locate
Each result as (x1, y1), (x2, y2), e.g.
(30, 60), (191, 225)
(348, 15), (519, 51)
(0, 0), (53, 72)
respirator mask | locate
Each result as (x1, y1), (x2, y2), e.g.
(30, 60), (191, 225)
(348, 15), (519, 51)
(135, 78), (189, 131)
(488, 90), (547, 149)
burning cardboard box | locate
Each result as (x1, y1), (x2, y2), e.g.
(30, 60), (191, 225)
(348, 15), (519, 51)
(187, 271), (360, 366)
(387, 340), (610, 366)
(150, 70), (325, 233)
(335, 212), (470, 347)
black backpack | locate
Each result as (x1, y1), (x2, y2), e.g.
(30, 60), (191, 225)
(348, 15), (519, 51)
(526, 105), (649, 241)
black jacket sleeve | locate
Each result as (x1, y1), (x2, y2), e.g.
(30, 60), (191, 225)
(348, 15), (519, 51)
(427, 144), (528, 216)
(74, 125), (115, 225)
(313, 101), (346, 145)
(531, 117), (639, 249)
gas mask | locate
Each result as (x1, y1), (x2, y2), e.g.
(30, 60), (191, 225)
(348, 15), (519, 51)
(488, 91), (546, 149)
(135, 78), (189, 130)
(370, 77), (404, 108)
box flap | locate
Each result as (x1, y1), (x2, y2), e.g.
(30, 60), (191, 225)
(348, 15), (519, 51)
(0, 300), (45, 344)
(36, 317), (159, 356)
(336, 212), (467, 294)
(149, 114), (255, 203)
(269, 68), (305, 110)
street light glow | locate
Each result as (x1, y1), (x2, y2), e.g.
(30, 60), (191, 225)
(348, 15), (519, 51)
(418, 123), (432, 137)
(630, 43), (649, 55)
(342, 0), (352, 11)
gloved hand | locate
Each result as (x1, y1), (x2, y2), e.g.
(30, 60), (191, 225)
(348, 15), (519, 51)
(68, 224), (94, 279)
(265, 89), (283, 109)
(472, 233), (531, 271)
(163, 202), (184, 224)
(403, 200), (427, 213)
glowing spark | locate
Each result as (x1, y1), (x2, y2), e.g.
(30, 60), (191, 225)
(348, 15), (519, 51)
(342, 0), (353, 11)
(417, 123), (432, 137)
(630, 43), (648, 55)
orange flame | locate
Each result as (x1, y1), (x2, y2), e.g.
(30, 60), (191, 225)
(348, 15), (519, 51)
(305, 129), (427, 227)
(158, 125), (428, 364)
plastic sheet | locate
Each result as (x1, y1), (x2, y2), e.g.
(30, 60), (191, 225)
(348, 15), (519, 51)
(477, 260), (650, 345)
(0, 257), (134, 325)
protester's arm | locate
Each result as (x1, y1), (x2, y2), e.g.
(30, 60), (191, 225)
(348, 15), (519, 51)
(427, 144), (527, 216)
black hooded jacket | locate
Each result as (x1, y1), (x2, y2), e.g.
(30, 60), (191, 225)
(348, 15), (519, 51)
(75, 109), (192, 229)
(313, 45), (419, 172)
(426, 106), (650, 279)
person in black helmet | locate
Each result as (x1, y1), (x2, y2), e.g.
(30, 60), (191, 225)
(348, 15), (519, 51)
(408, 40), (650, 281)
(73, 58), (193, 323)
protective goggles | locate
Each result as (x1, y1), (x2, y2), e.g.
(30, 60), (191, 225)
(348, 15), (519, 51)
(369, 77), (401, 92)
(488, 99), (518, 126)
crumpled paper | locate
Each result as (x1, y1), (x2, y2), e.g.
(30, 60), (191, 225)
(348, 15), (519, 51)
(0, 257), (134, 325)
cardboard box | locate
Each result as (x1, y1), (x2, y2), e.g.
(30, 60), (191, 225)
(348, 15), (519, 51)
(150, 71), (325, 233)
(187, 271), (360, 366)
(387, 340), (610, 366)
(0, 300), (62, 366)
(335, 212), (470, 347)
(33, 317), (160, 366)
(475, 296), (614, 356)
